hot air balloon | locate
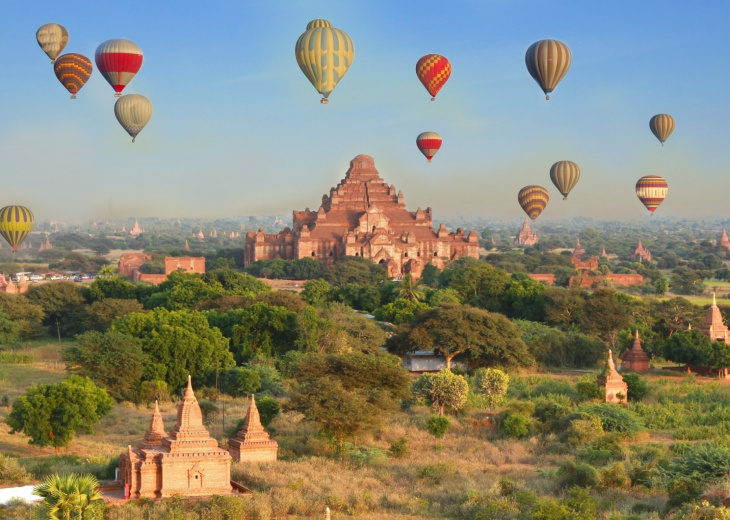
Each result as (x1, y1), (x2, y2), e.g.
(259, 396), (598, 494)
(525, 39), (571, 100)
(416, 54), (451, 101)
(295, 20), (354, 103)
(550, 161), (580, 200)
(649, 114), (675, 145)
(416, 132), (442, 162)
(0, 206), (34, 252)
(636, 175), (668, 214)
(114, 94), (153, 142)
(53, 53), (92, 99)
(95, 39), (143, 97)
(36, 24), (68, 64)
(518, 186), (549, 220)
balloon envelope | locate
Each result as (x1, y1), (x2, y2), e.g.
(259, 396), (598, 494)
(550, 161), (580, 199)
(636, 175), (668, 213)
(95, 39), (143, 96)
(416, 54), (451, 100)
(525, 39), (571, 99)
(53, 53), (92, 98)
(114, 94), (153, 142)
(0, 206), (34, 252)
(518, 186), (549, 220)
(416, 132), (442, 162)
(649, 114), (675, 144)
(36, 23), (68, 63)
(295, 20), (354, 103)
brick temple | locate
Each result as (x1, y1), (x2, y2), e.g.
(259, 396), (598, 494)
(228, 395), (278, 462)
(621, 330), (650, 372)
(514, 217), (538, 246)
(598, 350), (628, 403)
(630, 240), (651, 262)
(244, 155), (479, 279)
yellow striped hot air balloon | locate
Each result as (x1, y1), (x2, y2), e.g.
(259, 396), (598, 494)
(518, 186), (549, 220)
(649, 114), (675, 145)
(525, 39), (571, 100)
(0, 206), (34, 252)
(36, 23), (69, 64)
(636, 175), (668, 214)
(295, 19), (354, 103)
(549, 161), (580, 200)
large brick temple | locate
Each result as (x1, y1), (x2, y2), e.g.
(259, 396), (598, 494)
(244, 155), (480, 278)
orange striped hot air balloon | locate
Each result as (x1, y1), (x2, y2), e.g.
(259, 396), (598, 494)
(549, 161), (580, 200)
(636, 175), (668, 214)
(525, 39), (571, 100)
(53, 53), (92, 99)
(518, 186), (549, 220)
(416, 54), (451, 100)
(649, 114), (675, 145)
(416, 132), (442, 162)
(0, 205), (34, 252)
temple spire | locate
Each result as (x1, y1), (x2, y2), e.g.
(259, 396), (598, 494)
(140, 400), (166, 448)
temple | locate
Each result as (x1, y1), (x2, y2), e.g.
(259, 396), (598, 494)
(570, 238), (599, 270)
(719, 229), (730, 251)
(630, 240), (652, 262)
(118, 253), (205, 284)
(129, 220), (144, 236)
(597, 350), (628, 404)
(700, 293), (730, 343)
(118, 378), (232, 499)
(621, 330), (650, 372)
(228, 395), (279, 462)
(514, 217), (539, 246)
(244, 155), (479, 279)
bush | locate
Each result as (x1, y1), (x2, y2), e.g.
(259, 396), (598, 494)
(622, 373), (648, 402)
(418, 462), (455, 484)
(533, 379), (578, 400)
(565, 415), (604, 447)
(533, 398), (571, 432)
(220, 367), (261, 397)
(581, 403), (643, 436)
(0, 455), (31, 485)
(600, 462), (630, 488)
(427, 416), (451, 438)
(502, 413), (533, 439)
(256, 395), (280, 427)
(0, 351), (34, 364)
(575, 377), (603, 401)
(557, 459), (600, 489)
(389, 437), (409, 458)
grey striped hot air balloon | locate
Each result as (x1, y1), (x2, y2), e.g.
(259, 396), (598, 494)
(550, 161), (580, 200)
(649, 114), (675, 145)
(525, 39), (571, 100)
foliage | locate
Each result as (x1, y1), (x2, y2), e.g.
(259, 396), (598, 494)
(575, 376), (603, 401)
(24, 281), (88, 337)
(373, 298), (428, 324)
(83, 298), (145, 332)
(621, 372), (648, 402)
(412, 369), (469, 416)
(502, 413), (533, 439)
(325, 256), (387, 286)
(0, 293), (45, 341)
(63, 331), (146, 401)
(142, 271), (225, 311)
(501, 272), (548, 321)
(389, 437), (409, 458)
(244, 258), (326, 280)
(514, 320), (604, 368)
(580, 403), (644, 436)
(7, 376), (114, 453)
(565, 415), (604, 446)
(426, 416), (451, 438)
(256, 395), (281, 427)
(230, 301), (299, 360)
(474, 367), (510, 409)
(256, 290), (308, 313)
(664, 330), (715, 367)
(300, 279), (331, 306)
(84, 276), (140, 302)
(557, 459), (600, 489)
(220, 367), (261, 397)
(33, 473), (103, 520)
(443, 260), (510, 311)
(0, 350), (34, 364)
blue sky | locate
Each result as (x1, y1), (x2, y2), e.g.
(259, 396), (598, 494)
(1, 1), (728, 224)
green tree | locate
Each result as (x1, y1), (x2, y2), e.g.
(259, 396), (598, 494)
(580, 288), (632, 345)
(202, 268), (271, 295)
(63, 331), (146, 401)
(474, 368), (510, 409)
(542, 288), (585, 329)
(84, 276), (139, 302)
(33, 473), (103, 520)
(8, 376), (114, 454)
(397, 274), (425, 303)
(231, 302), (298, 361)
(386, 303), (532, 369)
(142, 271), (225, 311)
(446, 261), (510, 311)
(325, 256), (387, 286)
(256, 290), (307, 313)
(419, 263), (441, 288)
(413, 369), (468, 416)
(220, 367), (261, 397)
(501, 272), (548, 321)
(318, 303), (387, 354)
(373, 298), (428, 324)
(0, 293), (45, 340)
(301, 279), (331, 306)
(663, 330), (713, 367)
(651, 297), (704, 338)
(113, 308), (234, 389)
(84, 298), (144, 332)
(139, 260), (165, 274)
(25, 281), (88, 337)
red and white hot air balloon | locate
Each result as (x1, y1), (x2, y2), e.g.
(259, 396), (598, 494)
(95, 39), (143, 96)
(416, 131), (442, 162)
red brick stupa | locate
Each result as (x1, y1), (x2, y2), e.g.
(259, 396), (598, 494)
(700, 293), (730, 344)
(621, 330), (650, 373)
(719, 229), (730, 251)
(630, 240), (651, 262)
(597, 350), (628, 404)
(514, 217), (539, 246)
(572, 238), (584, 259)
(228, 395), (278, 462)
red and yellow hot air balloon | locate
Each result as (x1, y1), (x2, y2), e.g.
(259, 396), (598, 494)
(95, 39), (143, 97)
(518, 186), (549, 220)
(36, 23), (69, 64)
(649, 114), (675, 145)
(636, 175), (668, 214)
(550, 161), (580, 200)
(0, 205), (34, 252)
(53, 53), (92, 99)
(525, 39), (571, 100)
(416, 132), (442, 162)
(416, 54), (451, 100)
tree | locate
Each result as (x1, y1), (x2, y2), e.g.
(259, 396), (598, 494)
(0, 293), (44, 340)
(663, 330), (713, 367)
(202, 268), (271, 295)
(501, 272), (548, 321)
(386, 303), (532, 370)
(231, 302), (298, 361)
(256, 290), (307, 313)
(113, 308), (234, 389)
(412, 370), (468, 416)
(580, 288), (632, 345)
(139, 260), (165, 274)
(24, 281), (88, 337)
(84, 276), (139, 301)
(142, 271), (225, 311)
(220, 367), (261, 397)
(325, 256), (387, 286)
(474, 368), (510, 409)
(7, 376), (114, 454)
(445, 262), (510, 311)
(373, 298), (428, 324)
(419, 263), (441, 288)
(63, 331), (146, 401)
(397, 274), (425, 303)
(84, 298), (145, 331)
(301, 279), (331, 306)
(651, 297), (704, 338)
(33, 473), (103, 520)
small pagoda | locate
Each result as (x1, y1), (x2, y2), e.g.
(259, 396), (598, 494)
(621, 330), (650, 373)
(514, 217), (539, 246)
(228, 395), (279, 462)
(700, 293), (730, 344)
(719, 229), (730, 251)
(597, 350), (628, 404)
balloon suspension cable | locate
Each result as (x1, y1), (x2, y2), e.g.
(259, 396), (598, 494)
(320, 98), (329, 104)
(71, 94), (76, 99)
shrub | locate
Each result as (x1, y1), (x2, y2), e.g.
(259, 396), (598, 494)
(562, 486), (598, 520)
(575, 377), (603, 401)
(138, 380), (170, 404)
(255, 395), (280, 427)
(533, 398), (571, 432)
(220, 367), (262, 397)
(389, 437), (409, 458)
(474, 368), (510, 409)
(533, 379), (578, 400)
(427, 416), (451, 439)
(565, 415), (604, 447)
(621, 373), (648, 402)
(502, 413), (533, 439)
(418, 462), (455, 484)
(0, 455), (31, 485)
(580, 403), (643, 436)
(532, 499), (571, 520)
(0, 351), (34, 364)
(347, 444), (388, 467)
(557, 459), (600, 489)
(600, 462), (630, 488)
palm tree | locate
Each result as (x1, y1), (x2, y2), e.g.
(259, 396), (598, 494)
(397, 274), (425, 303)
(33, 473), (103, 519)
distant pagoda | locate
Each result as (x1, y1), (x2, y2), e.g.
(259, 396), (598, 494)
(597, 350), (628, 404)
(621, 330), (650, 373)
(719, 229), (730, 251)
(700, 293), (730, 344)
(630, 240), (651, 262)
(514, 217), (539, 246)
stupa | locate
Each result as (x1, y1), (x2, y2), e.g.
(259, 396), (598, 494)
(597, 350), (628, 404)
(700, 293), (730, 343)
(621, 330), (650, 372)
(572, 238), (584, 258)
(228, 395), (279, 462)
(719, 229), (730, 251)
(118, 377), (232, 499)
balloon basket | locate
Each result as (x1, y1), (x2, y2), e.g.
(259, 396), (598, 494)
(115, 93), (122, 98)
(431, 97), (435, 101)
(71, 94), (76, 99)
(427, 159), (432, 163)
(320, 98), (329, 104)
(546, 94), (550, 100)
(563, 197), (567, 200)
(132, 138), (136, 143)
